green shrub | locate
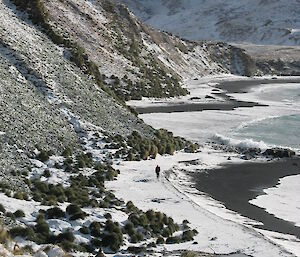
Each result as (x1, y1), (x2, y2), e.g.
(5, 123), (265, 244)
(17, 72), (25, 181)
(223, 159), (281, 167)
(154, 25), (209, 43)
(37, 150), (51, 162)
(0, 204), (6, 213)
(35, 220), (50, 240)
(69, 212), (87, 220)
(46, 207), (65, 219)
(60, 240), (77, 252)
(79, 226), (89, 235)
(147, 242), (156, 248)
(182, 230), (195, 242)
(9, 226), (35, 240)
(156, 236), (165, 245)
(14, 210), (25, 218)
(126, 201), (138, 213)
(6, 212), (16, 220)
(104, 213), (112, 219)
(124, 221), (135, 236)
(101, 220), (123, 252)
(127, 246), (146, 254)
(43, 169), (51, 178)
(91, 238), (102, 247)
(101, 232), (123, 252)
(66, 204), (86, 220)
(13, 191), (24, 200)
(62, 147), (72, 158)
(55, 230), (75, 243)
(89, 222), (102, 237)
(162, 228), (171, 237)
(166, 236), (181, 244)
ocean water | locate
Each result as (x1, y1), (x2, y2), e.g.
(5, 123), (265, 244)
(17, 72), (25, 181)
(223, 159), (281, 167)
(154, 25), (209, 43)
(214, 84), (300, 151)
(229, 114), (300, 150)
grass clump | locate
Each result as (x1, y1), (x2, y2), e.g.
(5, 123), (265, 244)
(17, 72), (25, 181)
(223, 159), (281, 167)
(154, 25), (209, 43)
(14, 209), (25, 218)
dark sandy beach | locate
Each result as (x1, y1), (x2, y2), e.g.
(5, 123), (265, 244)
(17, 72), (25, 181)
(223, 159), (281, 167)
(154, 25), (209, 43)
(192, 157), (300, 239)
(136, 100), (266, 114)
(215, 78), (300, 93)
(136, 78), (299, 114)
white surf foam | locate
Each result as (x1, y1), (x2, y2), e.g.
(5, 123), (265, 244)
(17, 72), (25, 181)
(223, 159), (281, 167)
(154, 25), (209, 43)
(211, 133), (271, 150)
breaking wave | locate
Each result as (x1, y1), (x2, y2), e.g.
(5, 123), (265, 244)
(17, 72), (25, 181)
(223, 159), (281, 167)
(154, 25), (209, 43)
(211, 133), (271, 150)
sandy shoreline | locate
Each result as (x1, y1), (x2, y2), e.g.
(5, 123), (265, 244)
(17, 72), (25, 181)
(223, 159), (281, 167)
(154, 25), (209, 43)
(136, 101), (266, 114)
(192, 157), (300, 239)
(108, 149), (298, 257)
(116, 76), (300, 256)
(215, 77), (300, 93)
(135, 77), (299, 114)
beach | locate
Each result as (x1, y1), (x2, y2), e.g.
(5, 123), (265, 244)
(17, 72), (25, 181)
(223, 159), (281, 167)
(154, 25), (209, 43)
(111, 76), (300, 256)
(192, 157), (300, 238)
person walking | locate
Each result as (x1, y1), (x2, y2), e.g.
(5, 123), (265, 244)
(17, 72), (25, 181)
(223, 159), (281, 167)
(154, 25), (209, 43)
(155, 165), (161, 179)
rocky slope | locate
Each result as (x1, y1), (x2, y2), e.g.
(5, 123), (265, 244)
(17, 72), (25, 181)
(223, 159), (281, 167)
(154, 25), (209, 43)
(0, 0), (152, 188)
(41, 0), (256, 100)
(117, 0), (300, 46)
(0, 0), (260, 185)
(0, 0), (299, 256)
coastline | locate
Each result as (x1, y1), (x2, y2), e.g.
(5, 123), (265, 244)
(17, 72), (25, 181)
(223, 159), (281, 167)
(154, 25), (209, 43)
(107, 149), (297, 257)
(114, 76), (300, 256)
(134, 77), (300, 114)
(191, 157), (300, 238)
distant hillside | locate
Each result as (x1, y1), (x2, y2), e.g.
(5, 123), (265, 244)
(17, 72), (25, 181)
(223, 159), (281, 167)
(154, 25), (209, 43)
(117, 0), (300, 46)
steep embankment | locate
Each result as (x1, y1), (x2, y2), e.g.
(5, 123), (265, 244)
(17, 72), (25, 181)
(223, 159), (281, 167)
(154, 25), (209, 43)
(0, 0), (153, 188)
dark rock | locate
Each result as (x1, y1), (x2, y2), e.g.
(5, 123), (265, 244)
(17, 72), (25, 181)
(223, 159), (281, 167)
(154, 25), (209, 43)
(242, 148), (261, 157)
(263, 148), (296, 158)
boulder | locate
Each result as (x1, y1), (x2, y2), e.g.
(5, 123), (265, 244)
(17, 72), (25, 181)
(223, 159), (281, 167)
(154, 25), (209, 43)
(263, 148), (295, 158)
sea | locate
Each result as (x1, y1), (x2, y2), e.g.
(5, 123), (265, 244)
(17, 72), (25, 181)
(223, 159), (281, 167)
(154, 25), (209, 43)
(219, 83), (300, 152)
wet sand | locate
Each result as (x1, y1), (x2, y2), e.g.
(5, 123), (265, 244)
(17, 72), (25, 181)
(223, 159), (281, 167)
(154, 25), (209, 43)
(192, 157), (300, 238)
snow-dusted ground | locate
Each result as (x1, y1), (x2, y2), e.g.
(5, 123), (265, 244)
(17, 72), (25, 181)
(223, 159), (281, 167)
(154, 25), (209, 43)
(117, 76), (300, 256)
(250, 175), (300, 228)
(107, 150), (296, 256)
(117, 0), (300, 46)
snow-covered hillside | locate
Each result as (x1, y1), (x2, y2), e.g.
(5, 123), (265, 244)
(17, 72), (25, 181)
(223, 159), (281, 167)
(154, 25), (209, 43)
(117, 0), (300, 46)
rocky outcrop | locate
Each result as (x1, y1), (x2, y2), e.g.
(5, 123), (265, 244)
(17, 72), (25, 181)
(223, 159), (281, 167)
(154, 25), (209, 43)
(263, 148), (296, 158)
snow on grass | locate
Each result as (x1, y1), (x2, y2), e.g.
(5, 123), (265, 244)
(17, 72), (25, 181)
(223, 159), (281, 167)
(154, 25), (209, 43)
(250, 175), (300, 228)
(106, 149), (294, 257)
